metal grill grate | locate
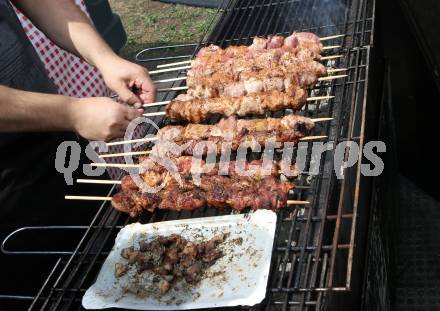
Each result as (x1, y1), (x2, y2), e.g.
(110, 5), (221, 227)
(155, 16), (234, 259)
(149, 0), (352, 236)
(1, 0), (374, 310)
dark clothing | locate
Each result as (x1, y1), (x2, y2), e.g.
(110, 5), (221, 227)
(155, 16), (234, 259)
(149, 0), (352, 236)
(0, 0), (72, 223)
(0, 3), (107, 309)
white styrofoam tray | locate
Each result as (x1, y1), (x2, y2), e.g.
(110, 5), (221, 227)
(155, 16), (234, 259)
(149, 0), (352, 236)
(82, 210), (277, 310)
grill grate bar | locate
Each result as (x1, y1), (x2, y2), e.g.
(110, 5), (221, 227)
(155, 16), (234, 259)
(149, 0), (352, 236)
(327, 46), (362, 288)
(295, 0), (332, 308)
(257, 0), (277, 37)
(227, 0), (254, 46)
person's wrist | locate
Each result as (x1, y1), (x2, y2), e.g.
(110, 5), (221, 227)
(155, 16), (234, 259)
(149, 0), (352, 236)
(65, 97), (82, 133)
(92, 51), (121, 74)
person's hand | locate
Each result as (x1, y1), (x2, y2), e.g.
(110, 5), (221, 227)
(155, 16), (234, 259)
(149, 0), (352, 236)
(69, 97), (144, 141)
(97, 55), (156, 105)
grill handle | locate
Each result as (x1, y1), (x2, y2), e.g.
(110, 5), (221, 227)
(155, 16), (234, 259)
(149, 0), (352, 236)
(1, 226), (88, 256)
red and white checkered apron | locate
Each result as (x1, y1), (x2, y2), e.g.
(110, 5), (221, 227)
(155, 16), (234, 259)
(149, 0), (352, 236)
(13, 1), (145, 180)
(13, 0), (110, 98)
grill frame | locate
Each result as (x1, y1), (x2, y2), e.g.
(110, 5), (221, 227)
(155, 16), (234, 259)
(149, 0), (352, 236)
(0, 0), (376, 309)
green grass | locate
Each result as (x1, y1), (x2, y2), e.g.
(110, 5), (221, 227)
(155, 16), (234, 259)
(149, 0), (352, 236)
(109, 0), (217, 60)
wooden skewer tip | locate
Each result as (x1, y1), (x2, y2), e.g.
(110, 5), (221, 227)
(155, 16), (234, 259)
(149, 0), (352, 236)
(143, 111), (166, 117)
(149, 65), (192, 75)
(156, 60), (192, 69)
(143, 100), (171, 108)
(99, 151), (151, 158)
(76, 179), (121, 185)
(318, 74), (347, 81)
(311, 117), (333, 123)
(65, 195), (112, 201)
(287, 200), (310, 205)
(307, 95), (335, 101)
(157, 86), (189, 93)
(153, 76), (187, 84)
(321, 55), (343, 61)
(90, 163), (141, 168)
(106, 137), (157, 147)
(322, 45), (341, 50)
(299, 135), (328, 141)
(319, 34), (345, 41)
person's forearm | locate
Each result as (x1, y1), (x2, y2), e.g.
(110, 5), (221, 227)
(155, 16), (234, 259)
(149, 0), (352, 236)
(0, 85), (76, 133)
(12, 0), (117, 68)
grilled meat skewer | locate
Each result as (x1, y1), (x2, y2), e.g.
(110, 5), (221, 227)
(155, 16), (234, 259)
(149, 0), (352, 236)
(186, 59), (327, 99)
(151, 114), (314, 157)
(192, 32), (323, 75)
(112, 174), (294, 218)
(166, 89), (307, 123)
(122, 157), (300, 190)
(113, 158), (298, 218)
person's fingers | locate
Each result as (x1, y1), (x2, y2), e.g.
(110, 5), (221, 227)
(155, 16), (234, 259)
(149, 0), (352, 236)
(112, 118), (131, 138)
(116, 127), (128, 139)
(140, 92), (155, 104)
(114, 83), (141, 105)
(134, 76), (156, 104)
(124, 106), (144, 121)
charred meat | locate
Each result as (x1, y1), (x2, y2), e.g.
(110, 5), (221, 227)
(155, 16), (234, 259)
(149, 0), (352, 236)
(116, 234), (227, 295)
(152, 114), (314, 157)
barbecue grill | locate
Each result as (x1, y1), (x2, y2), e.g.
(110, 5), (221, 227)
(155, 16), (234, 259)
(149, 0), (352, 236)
(1, 0), (378, 309)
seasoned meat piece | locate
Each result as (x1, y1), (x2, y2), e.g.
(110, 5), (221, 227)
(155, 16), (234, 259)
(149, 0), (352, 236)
(121, 246), (135, 259)
(137, 264), (151, 274)
(250, 37), (267, 50)
(115, 263), (128, 278)
(284, 34), (299, 49)
(182, 242), (198, 258)
(203, 248), (223, 264)
(165, 247), (179, 264)
(243, 77), (264, 94)
(223, 81), (246, 97)
(153, 266), (169, 276)
(120, 175), (139, 192)
(185, 262), (202, 283)
(156, 235), (172, 245)
(162, 262), (173, 272)
(293, 32), (322, 55)
(159, 184), (206, 211)
(112, 191), (159, 218)
(267, 35), (285, 48)
(149, 240), (166, 263)
(158, 279), (171, 295)
(119, 234), (226, 297)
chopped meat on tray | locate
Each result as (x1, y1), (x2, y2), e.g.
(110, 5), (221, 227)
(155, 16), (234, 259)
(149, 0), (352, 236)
(116, 233), (227, 296)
